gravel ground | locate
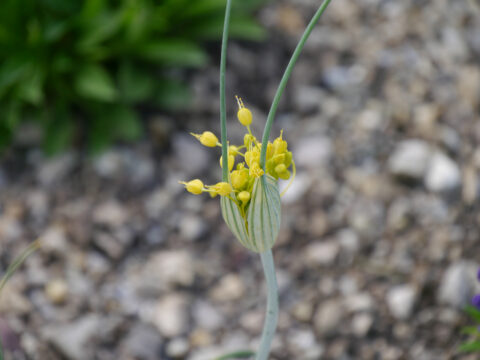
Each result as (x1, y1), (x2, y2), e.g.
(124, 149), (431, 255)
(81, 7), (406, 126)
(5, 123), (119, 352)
(1, 0), (480, 359)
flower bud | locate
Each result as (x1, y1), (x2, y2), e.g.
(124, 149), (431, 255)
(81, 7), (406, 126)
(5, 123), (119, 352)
(237, 108), (252, 126)
(213, 182), (233, 196)
(219, 155), (235, 171)
(238, 191), (251, 203)
(231, 169), (249, 190)
(180, 179), (204, 195)
(191, 131), (219, 147)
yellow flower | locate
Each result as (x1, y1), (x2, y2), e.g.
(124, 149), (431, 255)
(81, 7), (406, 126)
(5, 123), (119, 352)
(236, 96), (252, 126)
(231, 168), (249, 190)
(211, 182), (233, 196)
(219, 155), (235, 171)
(238, 191), (251, 203)
(191, 131), (219, 147)
(249, 162), (264, 178)
(179, 179), (204, 195)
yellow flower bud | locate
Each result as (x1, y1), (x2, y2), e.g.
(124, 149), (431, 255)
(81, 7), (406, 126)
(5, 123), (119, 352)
(273, 130), (288, 155)
(237, 108), (252, 126)
(191, 131), (219, 147)
(275, 163), (287, 174)
(220, 155), (235, 171)
(238, 191), (251, 203)
(236, 95), (253, 126)
(180, 179), (204, 195)
(213, 182), (233, 196)
(278, 170), (291, 180)
(231, 169), (249, 190)
(229, 145), (239, 156)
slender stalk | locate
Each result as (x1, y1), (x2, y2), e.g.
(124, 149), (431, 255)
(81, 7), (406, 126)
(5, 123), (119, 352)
(220, 0), (233, 182)
(259, 0), (333, 170)
(215, 350), (255, 360)
(0, 241), (40, 293)
(256, 250), (278, 360)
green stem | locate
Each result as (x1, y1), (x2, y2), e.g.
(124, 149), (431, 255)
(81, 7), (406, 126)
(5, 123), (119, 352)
(220, 0), (233, 182)
(256, 250), (278, 360)
(0, 241), (40, 294)
(215, 350), (255, 360)
(0, 338), (3, 360)
(259, 0), (333, 170)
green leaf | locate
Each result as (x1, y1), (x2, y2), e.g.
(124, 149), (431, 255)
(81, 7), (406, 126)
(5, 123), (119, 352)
(461, 326), (480, 335)
(465, 306), (480, 323)
(75, 64), (117, 102)
(156, 80), (191, 110)
(43, 115), (74, 155)
(138, 41), (208, 67)
(230, 17), (266, 41)
(110, 105), (142, 141)
(18, 67), (44, 105)
(78, 11), (124, 49)
(118, 61), (155, 103)
(459, 341), (480, 353)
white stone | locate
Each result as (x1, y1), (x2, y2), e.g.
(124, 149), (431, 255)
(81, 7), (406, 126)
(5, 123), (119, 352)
(314, 300), (343, 335)
(153, 294), (188, 337)
(304, 241), (339, 266)
(388, 140), (431, 180)
(210, 274), (245, 302)
(351, 313), (373, 336)
(166, 338), (190, 358)
(425, 151), (461, 192)
(438, 262), (478, 308)
(386, 285), (417, 319)
(294, 136), (332, 168)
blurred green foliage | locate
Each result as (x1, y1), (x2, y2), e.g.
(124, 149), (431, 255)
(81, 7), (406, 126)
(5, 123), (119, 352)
(0, 0), (265, 154)
(459, 306), (480, 353)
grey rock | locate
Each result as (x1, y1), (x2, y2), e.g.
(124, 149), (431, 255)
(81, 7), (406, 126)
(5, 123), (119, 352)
(351, 313), (373, 336)
(42, 314), (101, 360)
(210, 274), (245, 302)
(386, 285), (417, 319)
(172, 133), (209, 176)
(304, 241), (339, 267)
(153, 294), (189, 337)
(37, 153), (77, 186)
(438, 262), (478, 308)
(192, 301), (224, 331)
(166, 337), (190, 358)
(138, 250), (195, 295)
(280, 173), (312, 204)
(179, 214), (207, 241)
(314, 300), (343, 335)
(388, 140), (431, 181)
(294, 136), (332, 168)
(425, 152), (461, 192)
(123, 323), (162, 360)
(93, 201), (128, 227)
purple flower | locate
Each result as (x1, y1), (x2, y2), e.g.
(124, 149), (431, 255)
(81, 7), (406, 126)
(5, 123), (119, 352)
(472, 294), (480, 309)
(477, 267), (480, 282)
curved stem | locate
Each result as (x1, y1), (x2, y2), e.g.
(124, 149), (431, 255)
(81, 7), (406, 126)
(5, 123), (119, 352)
(256, 250), (278, 360)
(259, 0), (333, 170)
(220, 0), (232, 182)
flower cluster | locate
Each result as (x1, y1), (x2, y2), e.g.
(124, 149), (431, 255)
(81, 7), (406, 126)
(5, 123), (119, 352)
(472, 267), (480, 309)
(180, 96), (295, 218)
